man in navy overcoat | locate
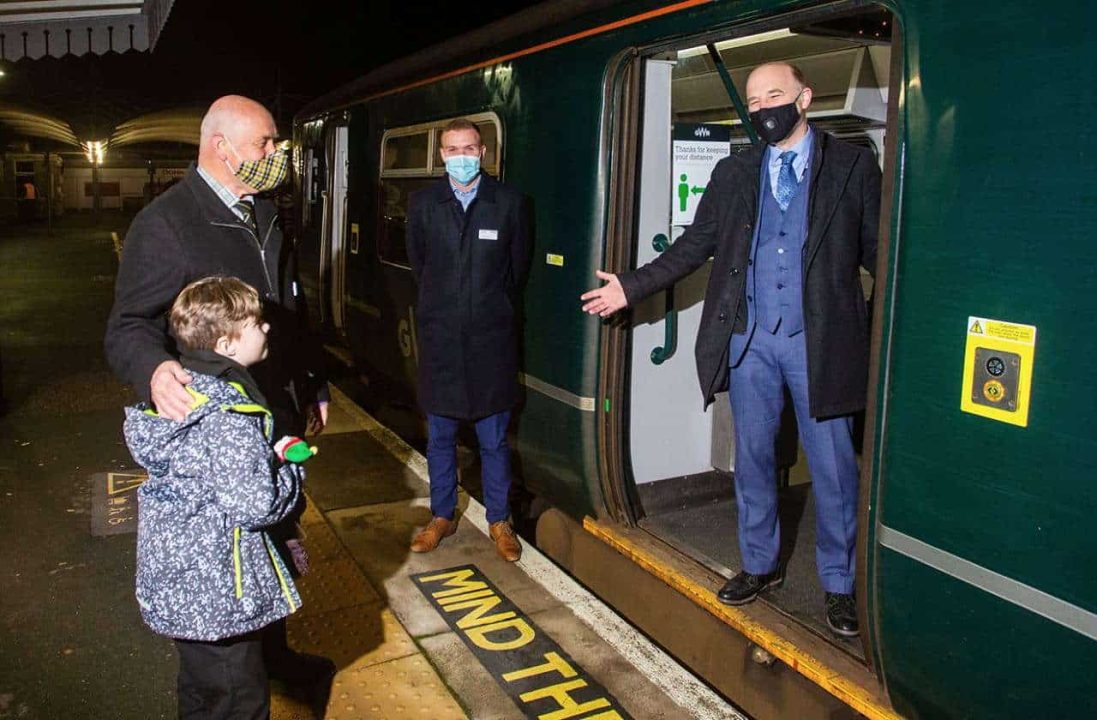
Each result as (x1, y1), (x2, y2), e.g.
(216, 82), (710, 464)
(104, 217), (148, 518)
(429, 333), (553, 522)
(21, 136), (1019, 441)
(407, 118), (532, 562)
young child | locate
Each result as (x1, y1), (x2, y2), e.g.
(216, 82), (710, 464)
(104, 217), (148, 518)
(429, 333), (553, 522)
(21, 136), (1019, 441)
(124, 276), (314, 719)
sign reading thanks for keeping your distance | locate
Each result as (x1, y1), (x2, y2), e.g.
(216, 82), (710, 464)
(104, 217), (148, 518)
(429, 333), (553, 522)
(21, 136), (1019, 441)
(672, 123), (732, 226)
(412, 565), (632, 720)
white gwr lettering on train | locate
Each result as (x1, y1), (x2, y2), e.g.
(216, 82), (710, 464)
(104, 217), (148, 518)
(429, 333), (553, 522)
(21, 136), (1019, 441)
(397, 304), (418, 363)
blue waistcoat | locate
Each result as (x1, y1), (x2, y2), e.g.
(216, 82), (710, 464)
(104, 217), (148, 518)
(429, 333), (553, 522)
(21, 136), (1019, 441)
(756, 159), (810, 335)
(731, 154), (812, 366)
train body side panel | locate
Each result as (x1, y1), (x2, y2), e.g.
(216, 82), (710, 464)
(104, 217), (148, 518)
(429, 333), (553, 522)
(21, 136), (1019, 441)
(871, 2), (1097, 716)
(338, 44), (613, 518)
(296, 0), (1097, 715)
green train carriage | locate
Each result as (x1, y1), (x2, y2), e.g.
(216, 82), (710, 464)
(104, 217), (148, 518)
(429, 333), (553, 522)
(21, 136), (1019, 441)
(292, 1), (1097, 717)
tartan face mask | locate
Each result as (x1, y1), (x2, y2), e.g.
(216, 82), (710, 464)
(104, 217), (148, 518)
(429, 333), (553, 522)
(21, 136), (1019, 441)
(224, 139), (289, 193)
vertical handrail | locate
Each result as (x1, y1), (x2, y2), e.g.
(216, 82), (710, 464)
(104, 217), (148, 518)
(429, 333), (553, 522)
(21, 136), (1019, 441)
(649, 233), (678, 364)
(706, 43), (759, 146)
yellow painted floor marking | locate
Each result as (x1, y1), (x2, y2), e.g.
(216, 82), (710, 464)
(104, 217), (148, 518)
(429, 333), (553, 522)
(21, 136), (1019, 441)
(106, 472), (145, 495)
(268, 490), (469, 719)
(583, 517), (904, 720)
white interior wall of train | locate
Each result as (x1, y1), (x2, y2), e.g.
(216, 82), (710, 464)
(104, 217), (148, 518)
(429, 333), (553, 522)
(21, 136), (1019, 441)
(627, 19), (890, 488)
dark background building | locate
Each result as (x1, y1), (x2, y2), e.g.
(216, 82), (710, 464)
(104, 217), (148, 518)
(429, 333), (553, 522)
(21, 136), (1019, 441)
(0, 0), (541, 221)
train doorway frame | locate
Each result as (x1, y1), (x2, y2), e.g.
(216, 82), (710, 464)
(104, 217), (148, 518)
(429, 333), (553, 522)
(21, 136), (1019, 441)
(320, 123), (350, 333)
(596, 0), (905, 676)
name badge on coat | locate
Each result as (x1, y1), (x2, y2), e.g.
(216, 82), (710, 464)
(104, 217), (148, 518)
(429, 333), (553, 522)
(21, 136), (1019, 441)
(478, 229), (499, 240)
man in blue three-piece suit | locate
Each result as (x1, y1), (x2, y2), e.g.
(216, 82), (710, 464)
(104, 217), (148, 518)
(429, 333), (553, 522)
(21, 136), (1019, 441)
(581, 62), (880, 637)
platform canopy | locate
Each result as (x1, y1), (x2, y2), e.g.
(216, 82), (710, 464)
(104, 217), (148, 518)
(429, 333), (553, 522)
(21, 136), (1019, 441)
(0, 105), (78, 146)
(109, 106), (201, 147)
(0, 0), (176, 61)
(0, 101), (201, 160)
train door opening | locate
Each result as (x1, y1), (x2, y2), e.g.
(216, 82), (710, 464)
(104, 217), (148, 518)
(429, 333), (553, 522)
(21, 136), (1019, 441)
(620, 5), (898, 655)
(321, 124), (349, 332)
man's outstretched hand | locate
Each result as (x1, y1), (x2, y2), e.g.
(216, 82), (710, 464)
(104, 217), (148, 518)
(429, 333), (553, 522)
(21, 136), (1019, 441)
(580, 270), (628, 317)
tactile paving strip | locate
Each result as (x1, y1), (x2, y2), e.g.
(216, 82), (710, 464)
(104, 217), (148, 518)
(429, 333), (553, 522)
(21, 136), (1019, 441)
(324, 654), (468, 720)
(294, 557), (381, 617)
(296, 518), (347, 564)
(271, 691), (316, 720)
(287, 605), (419, 672)
(299, 494), (327, 527)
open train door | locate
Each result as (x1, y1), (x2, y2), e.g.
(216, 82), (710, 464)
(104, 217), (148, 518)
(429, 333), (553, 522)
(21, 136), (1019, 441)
(627, 57), (721, 492)
(319, 123), (349, 332)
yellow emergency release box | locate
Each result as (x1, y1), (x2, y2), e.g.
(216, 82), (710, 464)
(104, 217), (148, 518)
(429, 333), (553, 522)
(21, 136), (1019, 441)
(960, 316), (1037, 427)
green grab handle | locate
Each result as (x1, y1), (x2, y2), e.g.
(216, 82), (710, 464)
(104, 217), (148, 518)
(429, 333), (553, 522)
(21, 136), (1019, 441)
(649, 233), (678, 365)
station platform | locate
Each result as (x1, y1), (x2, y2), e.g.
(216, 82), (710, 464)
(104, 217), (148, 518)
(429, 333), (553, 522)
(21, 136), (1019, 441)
(0, 214), (742, 719)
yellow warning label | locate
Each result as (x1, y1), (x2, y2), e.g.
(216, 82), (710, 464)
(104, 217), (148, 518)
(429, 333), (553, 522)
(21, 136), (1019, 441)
(960, 316), (1037, 427)
(546, 253), (564, 267)
(982, 320), (1036, 345)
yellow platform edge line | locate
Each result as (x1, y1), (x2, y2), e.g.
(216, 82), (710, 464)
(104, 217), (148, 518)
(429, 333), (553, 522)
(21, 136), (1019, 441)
(582, 517), (904, 720)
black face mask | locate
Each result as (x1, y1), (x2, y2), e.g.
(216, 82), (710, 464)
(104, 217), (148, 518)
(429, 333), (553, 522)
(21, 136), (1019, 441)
(748, 92), (804, 145)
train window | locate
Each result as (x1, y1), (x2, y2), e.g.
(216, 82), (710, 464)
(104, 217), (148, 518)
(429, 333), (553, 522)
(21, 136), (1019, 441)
(382, 132), (430, 174)
(377, 112), (503, 269)
(301, 146), (325, 230)
(377, 177), (435, 267)
(301, 148), (314, 225)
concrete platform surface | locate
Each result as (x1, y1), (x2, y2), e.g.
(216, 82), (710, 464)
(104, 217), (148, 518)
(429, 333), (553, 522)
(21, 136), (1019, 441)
(0, 214), (742, 719)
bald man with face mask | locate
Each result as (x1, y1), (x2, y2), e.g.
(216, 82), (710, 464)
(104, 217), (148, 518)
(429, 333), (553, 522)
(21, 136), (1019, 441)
(104, 95), (334, 699)
(582, 62), (881, 638)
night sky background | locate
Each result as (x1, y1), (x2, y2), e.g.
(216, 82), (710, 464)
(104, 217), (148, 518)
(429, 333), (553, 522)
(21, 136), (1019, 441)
(1, 0), (544, 141)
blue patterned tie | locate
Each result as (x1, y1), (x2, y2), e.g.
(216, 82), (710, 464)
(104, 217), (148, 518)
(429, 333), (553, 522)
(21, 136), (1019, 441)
(775, 150), (798, 212)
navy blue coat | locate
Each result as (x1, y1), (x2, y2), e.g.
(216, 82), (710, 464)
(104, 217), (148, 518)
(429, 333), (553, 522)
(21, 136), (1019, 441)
(619, 131), (880, 418)
(406, 174), (532, 419)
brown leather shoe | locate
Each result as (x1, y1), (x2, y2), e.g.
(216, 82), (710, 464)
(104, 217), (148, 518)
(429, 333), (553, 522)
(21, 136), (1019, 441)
(410, 517), (456, 553)
(489, 521), (521, 562)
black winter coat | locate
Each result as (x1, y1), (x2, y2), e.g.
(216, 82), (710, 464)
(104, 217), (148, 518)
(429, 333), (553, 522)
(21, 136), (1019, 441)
(406, 174), (532, 420)
(619, 131), (880, 418)
(104, 167), (325, 433)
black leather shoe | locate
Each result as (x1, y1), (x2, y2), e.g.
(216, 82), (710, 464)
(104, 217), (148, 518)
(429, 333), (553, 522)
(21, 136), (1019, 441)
(825, 592), (860, 637)
(717, 570), (783, 606)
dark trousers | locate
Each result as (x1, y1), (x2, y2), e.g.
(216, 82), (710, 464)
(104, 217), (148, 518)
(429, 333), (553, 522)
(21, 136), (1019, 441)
(175, 632), (269, 720)
(427, 411), (512, 523)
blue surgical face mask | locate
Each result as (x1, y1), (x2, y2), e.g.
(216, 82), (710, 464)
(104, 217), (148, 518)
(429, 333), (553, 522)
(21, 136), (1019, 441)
(444, 155), (481, 184)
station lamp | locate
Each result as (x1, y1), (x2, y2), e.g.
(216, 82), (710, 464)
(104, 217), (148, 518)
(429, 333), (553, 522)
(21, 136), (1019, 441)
(83, 140), (106, 165)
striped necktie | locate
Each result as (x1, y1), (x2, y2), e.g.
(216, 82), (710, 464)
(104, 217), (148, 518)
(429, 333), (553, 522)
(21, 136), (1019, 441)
(234, 199), (257, 233)
(775, 151), (798, 212)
